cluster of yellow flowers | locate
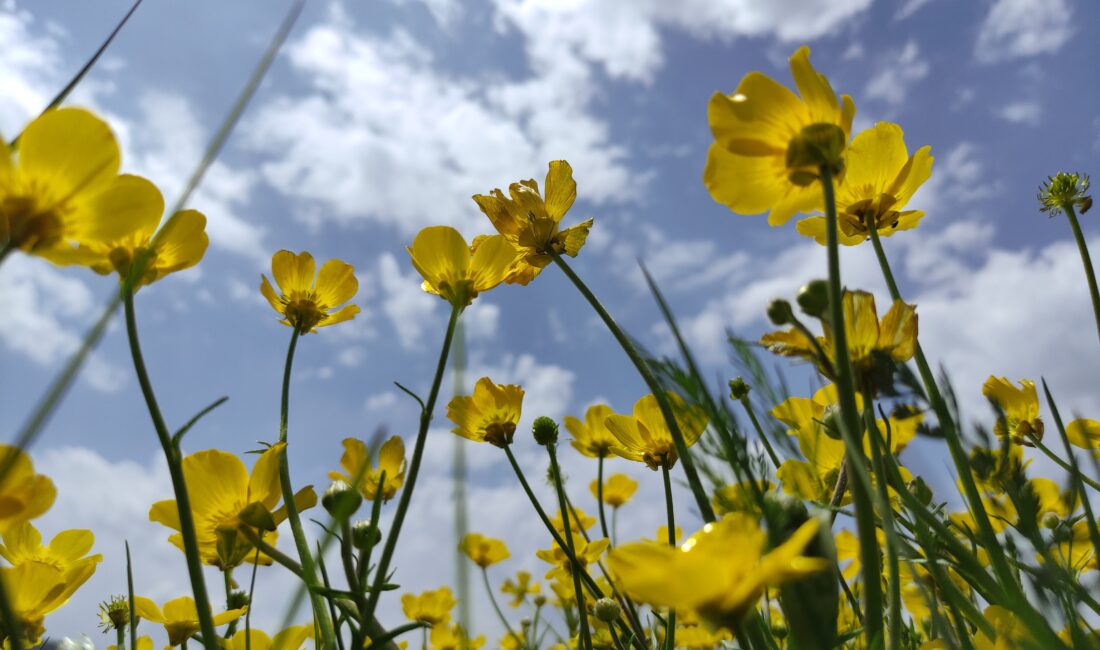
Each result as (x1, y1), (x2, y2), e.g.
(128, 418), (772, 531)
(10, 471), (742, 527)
(3, 37), (1099, 650)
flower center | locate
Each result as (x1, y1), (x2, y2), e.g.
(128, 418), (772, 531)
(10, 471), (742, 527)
(483, 421), (516, 448)
(284, 298), (325, 332)
(2, 194), (65, 252)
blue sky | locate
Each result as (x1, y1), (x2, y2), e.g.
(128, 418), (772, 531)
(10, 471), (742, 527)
(1, 0), (1099, 643)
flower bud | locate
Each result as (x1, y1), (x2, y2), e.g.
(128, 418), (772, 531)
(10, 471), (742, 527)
(1038, 171), (1092, 217)
(1040, 512), (1061, 530)
(351, 520), (382, 550)
(820, 404), (844, 441)
(322, 480), (363, 518)
(767, 299), (795, 326)
(227, 590), (250, 610)
(728, 377), (751, 401)
(593, 597), (622, 623)
(796, 279), (830, 318)
(533, 416), (559, 446)
(786, 123), (846, 185)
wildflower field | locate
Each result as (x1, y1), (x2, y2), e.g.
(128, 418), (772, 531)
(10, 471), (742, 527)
(2, 1), (1100, 649)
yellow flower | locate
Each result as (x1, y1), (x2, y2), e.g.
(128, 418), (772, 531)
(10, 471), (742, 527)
(260, 250), (360, 333)
(0, 108), (159, 257)
(608, 514), (826, 631)
(565, 404), (618, 458)
(675, 623), (733, 650)
(535, 532), (609, 581)
(1029, 477), (1077, 519)
(704, 46), (856, 226)
(407, 225), (517, 308)
(500, 631), (526, 650)
(604, 392), (708, 470)
(501, 570), (541, 607)
(0, 522), (101, 610)
(591, 473), (638, 508)
(1067, 418), (1100, 453)
(473, 160), (594, 285)
(973, 605), (1032, 650)
(982, 376), (1044, 445)
(460, 532), (510, 568)
(107, 637), (153, 650)
(223, 626), (312, 650)
(401, 586), (456, 625)
(148, 444), (317, 570)
(551, 507), (596, 534)
(0, 445), (56, 534)
(761, 290), (917, 380)
(712, 480), (772, 516)
(328, 436), (406, 502)
(134, 595), (245, 646)
(1047, 518), (1098, 573)
(447, 377), (524, 448)
(0, 563), (71, 644)
(796, 122), (933, 246)
(429, 623), (485, 650)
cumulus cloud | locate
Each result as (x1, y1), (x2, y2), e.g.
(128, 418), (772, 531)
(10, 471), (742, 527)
(863, 41), (930, 107)
(373, 252), (440, 350)
(995, 99), (1043, 125)
(975, 0), (1074, 64)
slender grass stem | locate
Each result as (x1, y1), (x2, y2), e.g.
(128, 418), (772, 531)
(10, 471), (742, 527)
(550, 251), (715, 523)
(661, 464), (677, 650)
(1063, 203), (1100, 345)
(481, 567), (518, 639)
(244, 543), (261, 650)
(126, 541), (137, 650)
(123, 288), (218, 648)
(1029, 433), (1100, 493)
(862, 393), (901, 650)
(364, 306), (462, 631)
(819, 166), (883, 648)
(596, 454), (612, 543)
(274, 329), (335, 645)
(547, 443), (592, 650)
(0, 574), (24, 650)
(738, 396), (781, 470)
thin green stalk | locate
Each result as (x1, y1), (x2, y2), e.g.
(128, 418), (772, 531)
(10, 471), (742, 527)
(661, 465), (676, 650)
(1029, 434), (1100, 493)
(547, 443), (592, 650)
(0, 576), (24, 650)
(123, 288), (218, 648)
(116, 626), (126, 650)
(820, 166), (883, 648)
(317, 544), (349, 650)
(244, 543), (261, 650)
(862, 394), (901, 650)
(738, 396), (781, 470)
(364, 305), (462, 630)
(452, 317), (472, 632)
(340, 521), (366, 647)
(596, 454), (611, 543)
(223, 570), (237, 639)
(1063, 203), (1100, 345)
(481, 567), (518, 640)
(275, 329), (335, 645)
(550, 251), (715, 523)
(126, 541), (137, 650)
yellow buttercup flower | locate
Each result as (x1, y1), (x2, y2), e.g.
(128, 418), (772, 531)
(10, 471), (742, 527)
(500, 631), (526, 650)
(501, 570), (541, 607)
(473, 160), (594, 285)
(134, 595), (245, 646)
(591, 473), (638, 508)
(328, 436), (406, 502)
(536, 531), (609, 581)
(223, 626), (312, 650)
(107, 637), (153, 650)
(609, 514), (826, 631)
(447, 376), (524, 448)
(565, 404), (618, 458)
(1029, 477), (1078, 519)
(429, 623), (485, 650)
(0, 522), (101, 610)
(0, 445), (56, 534)
(704, 46), (856, 226)
(551, 507), (596, 534)
(796, 122), (933, 245)
(1046, 518), (1098, 573)
(260, 250), (360, 333)
(460, 532), (510, 568)
(401, 586), (456, 625)
(604, 392), (708, 470)
(1067, 418), (1100, 453)
(148, 444), (317, 570)
(0, 108), (158, 257)
(982, 376), (1044, 446)
(407, 225), (517, 308)
(712, 480), (772, 516)
(0, 563), (70, 645)
(761, 290), (917, 381)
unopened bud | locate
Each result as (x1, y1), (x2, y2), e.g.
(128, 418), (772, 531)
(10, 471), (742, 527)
(767, 299), (795, 326)
(593, 597), (621, 623)
(797, 279), (829, 318)
(728, 377), (751, 401)
(1041, 512), (1061, 530)
(322, 480), (362, 518)
(532, 416), (560, 446)
(227, 590), (250, 610)
(351, 520), (382, 550)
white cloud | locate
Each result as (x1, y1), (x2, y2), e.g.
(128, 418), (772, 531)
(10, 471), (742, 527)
(975, 0), (1074, 64)
(375, 252), (440, 350)
(996, 99), (1043, 125)
(909, 141), (996, 216)
(0, 256), (125, 392)
(864, 41), (930, 107)
(464, 302), (501, 341)
(610, 222), (751, 294)
(365, 390), (399, 412)
(895, 0), (936, 20)
(0, 5), (58, 135)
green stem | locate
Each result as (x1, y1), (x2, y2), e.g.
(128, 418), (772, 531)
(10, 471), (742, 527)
(550, 252), (715, 523)
(364, 305), (462, 630)
(1029, 434), (1100, 492)
(0, 241), (14, 267)
(820, 166), (883, 649)
(596, 454), (612, 544)
(661, 464), (676, 650)
(123, 288), (219, 648)
(223, 570), (237, 639)
(0, 577), (25, 650)
(481, 567), (518, 640)
(117, 626), (126, 650)
(739, 396), (781, 470)
(275, 329), (336, 646)
(862, 393), (901, 650)
(244, 542), (261, 650)
(126, 540), (137, 650)
(1063, 203), (1100, 345)
(547, 443), (592, 650)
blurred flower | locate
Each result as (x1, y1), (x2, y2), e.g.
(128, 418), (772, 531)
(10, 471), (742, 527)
(1, 563), (73, 644)
(1067, 418), (1100, 453)
(401, 586), (456, 625)
(536, 532), (609, 581)
(148, 444), (317, 570)
(429, 623), (485, 650)
(0, 522), (101, 611)
(982, 376), (1044, 445)
(460, 532), (510, 568)
(551, 507), (596, 535)
(0, 108), (154, 258)
(134, 595), (245, 646)
(501, 570), (541, 607)
(328, 436), (406, 502)
(591, 473), (638, 508)
(260, 250), (360, 333)
(407, 225), (516, 308)
(473, 160), (593, 285)
(607, 514), (826, 631)
(704, 46), (855, 226)
(223, 626), (312, 650)
(447, 377), (524, 448)
(605, 393), (708, 470)
(565, 404), (618, 458)
(0, 445), (56, 534)
(712, 480), (772, 516)
(796, 122), (933, 246)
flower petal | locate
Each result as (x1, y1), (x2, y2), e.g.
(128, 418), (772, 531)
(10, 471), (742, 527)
(19, 108), (120, 201)
(271, 250), (315, 296)
(314, 258), (358, 308)
(543, 160), (577, 223)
